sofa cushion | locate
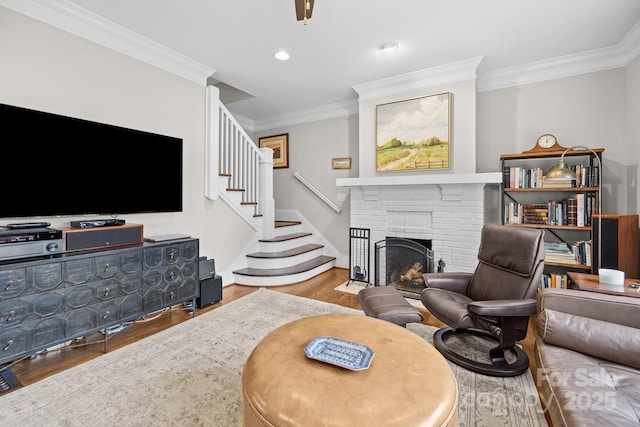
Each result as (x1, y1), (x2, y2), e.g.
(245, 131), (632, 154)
(537, 309), (640, 370)
(535, 338), (640, 427)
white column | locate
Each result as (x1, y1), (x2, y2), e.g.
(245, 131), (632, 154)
(259, 147), (275, 239)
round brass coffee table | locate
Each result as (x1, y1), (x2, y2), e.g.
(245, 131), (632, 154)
(242, 313), (458, 427)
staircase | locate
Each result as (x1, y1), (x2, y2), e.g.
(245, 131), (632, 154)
(232, 220), (336, 286)
(206, 86), (337, 286)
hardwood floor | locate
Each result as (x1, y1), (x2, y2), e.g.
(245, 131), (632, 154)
(3, 267), (538, 391)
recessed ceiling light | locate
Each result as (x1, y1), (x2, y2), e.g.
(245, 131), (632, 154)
(275, 50), (290, 61)
(378, 42), (398, 53)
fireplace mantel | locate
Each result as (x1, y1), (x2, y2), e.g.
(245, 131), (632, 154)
(336, 172), (502, 188)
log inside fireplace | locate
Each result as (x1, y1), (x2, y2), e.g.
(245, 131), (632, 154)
(374, 237), (433, 299)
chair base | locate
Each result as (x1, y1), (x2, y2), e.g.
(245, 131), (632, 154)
(433, 327), (530, 377)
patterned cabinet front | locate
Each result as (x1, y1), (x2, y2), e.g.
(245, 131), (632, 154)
(142, 239), (199, 313)
(0, 238), (198, 365)
(64, 248), (143, 338)
(0, 259), (65, 364)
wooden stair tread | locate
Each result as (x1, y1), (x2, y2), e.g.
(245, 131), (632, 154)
(233, 256), (335, 277)
(259, 232), (311, 243)
(275, 220), (302, 228)
(247, 244), (323, 259)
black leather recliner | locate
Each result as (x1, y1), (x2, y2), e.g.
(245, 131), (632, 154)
(420, 224), (545, 377)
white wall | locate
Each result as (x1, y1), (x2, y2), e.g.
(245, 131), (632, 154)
(0, 7), (255, 275)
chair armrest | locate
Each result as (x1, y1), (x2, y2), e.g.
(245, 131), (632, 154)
(423, 273), (472, 294)
(468, 299), (537, 317)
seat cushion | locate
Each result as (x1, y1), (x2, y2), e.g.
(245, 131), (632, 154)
(536, 337), (640, 426)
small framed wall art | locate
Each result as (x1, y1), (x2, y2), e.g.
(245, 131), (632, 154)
(376, 92), (451, 172)
(332, 157), (351, 169)
(259, 133), (289, 169)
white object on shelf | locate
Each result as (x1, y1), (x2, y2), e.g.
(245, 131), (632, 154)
(599, 268), (625, 286)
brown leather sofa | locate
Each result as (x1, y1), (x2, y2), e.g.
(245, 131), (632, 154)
(535, 288), (640, 426)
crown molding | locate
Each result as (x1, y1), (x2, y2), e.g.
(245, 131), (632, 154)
(478, 21), (640, 92)
(250, 100), (359, 133)
(0, 0), (214, 86)
(5, 0), (638, 125)
(352, 56), (483, 101)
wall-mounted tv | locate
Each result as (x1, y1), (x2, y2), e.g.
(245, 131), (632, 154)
(1, 103), (183, 219)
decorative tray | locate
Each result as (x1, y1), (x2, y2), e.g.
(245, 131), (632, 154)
(304, 336), (374, 371)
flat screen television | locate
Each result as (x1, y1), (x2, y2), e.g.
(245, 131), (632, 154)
(1, 102), (183, 219)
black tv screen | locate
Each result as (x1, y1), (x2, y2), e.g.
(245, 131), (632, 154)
(1, 103), (183, 218)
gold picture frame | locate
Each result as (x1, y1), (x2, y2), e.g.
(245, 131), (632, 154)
(376, 92), (451, 172)
(259, 133), (289, 169)
(332, 157), (351, 169)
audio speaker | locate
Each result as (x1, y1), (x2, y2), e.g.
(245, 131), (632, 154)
(63, 224), (144, 252)
(197, 275), (222, 309)
(199, 256), (215, 280)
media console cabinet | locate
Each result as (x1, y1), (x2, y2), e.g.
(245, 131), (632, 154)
(0, 238), (199, 366)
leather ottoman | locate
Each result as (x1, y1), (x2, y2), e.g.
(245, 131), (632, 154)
(242, 313), (458, 427)
(358, 285), (424, 327)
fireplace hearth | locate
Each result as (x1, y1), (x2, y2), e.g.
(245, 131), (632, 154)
(374, 238), (433, 299)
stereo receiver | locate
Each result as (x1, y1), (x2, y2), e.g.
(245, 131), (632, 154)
(0, 228), (63, 261)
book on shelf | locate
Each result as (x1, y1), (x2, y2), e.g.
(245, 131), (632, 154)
(544, 242), (577, 264)
(576, 192), (585, 227)
(566, 197), (578, 226)
(503, 166), (544, 189)
(542, 178), (574, 188)
(541, 273), (568, 289)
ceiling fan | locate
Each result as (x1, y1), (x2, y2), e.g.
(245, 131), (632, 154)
(295, 0), (314, 22)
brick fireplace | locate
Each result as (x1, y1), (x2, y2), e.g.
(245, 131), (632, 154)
(338, 174), (502, 275)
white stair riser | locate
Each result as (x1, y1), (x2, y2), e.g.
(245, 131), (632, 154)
(233, 261), (335, 286)
(275, 224), (303, 234)
(246, 248), (324, 269)
(258, 235), (313, 252)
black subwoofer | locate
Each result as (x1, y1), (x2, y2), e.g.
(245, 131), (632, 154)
(197, 275), (222, 309)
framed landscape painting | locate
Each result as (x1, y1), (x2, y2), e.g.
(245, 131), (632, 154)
(376, 92), (451, 172)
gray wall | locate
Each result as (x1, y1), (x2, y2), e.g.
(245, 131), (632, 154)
(626, 56), (640, 215)
(255, 115), (359, 256)
(477, 67), (633, 215)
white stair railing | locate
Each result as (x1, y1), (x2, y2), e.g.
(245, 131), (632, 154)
(293, 171), (342, 213)
(206, 86), (269, 220)
(205, 86), (274, 235)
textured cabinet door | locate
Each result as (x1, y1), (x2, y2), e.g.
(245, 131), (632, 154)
(0, 238), (198, 365)
(0, 267), (27, 300)
(142, 240), (199, 310)
(0, 324), (29, 360)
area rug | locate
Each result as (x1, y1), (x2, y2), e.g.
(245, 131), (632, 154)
(335, 280), (427, 310)
(0, 288), (547, 426)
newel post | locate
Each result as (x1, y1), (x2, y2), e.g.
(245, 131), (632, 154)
(259, 147), (275, 239)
